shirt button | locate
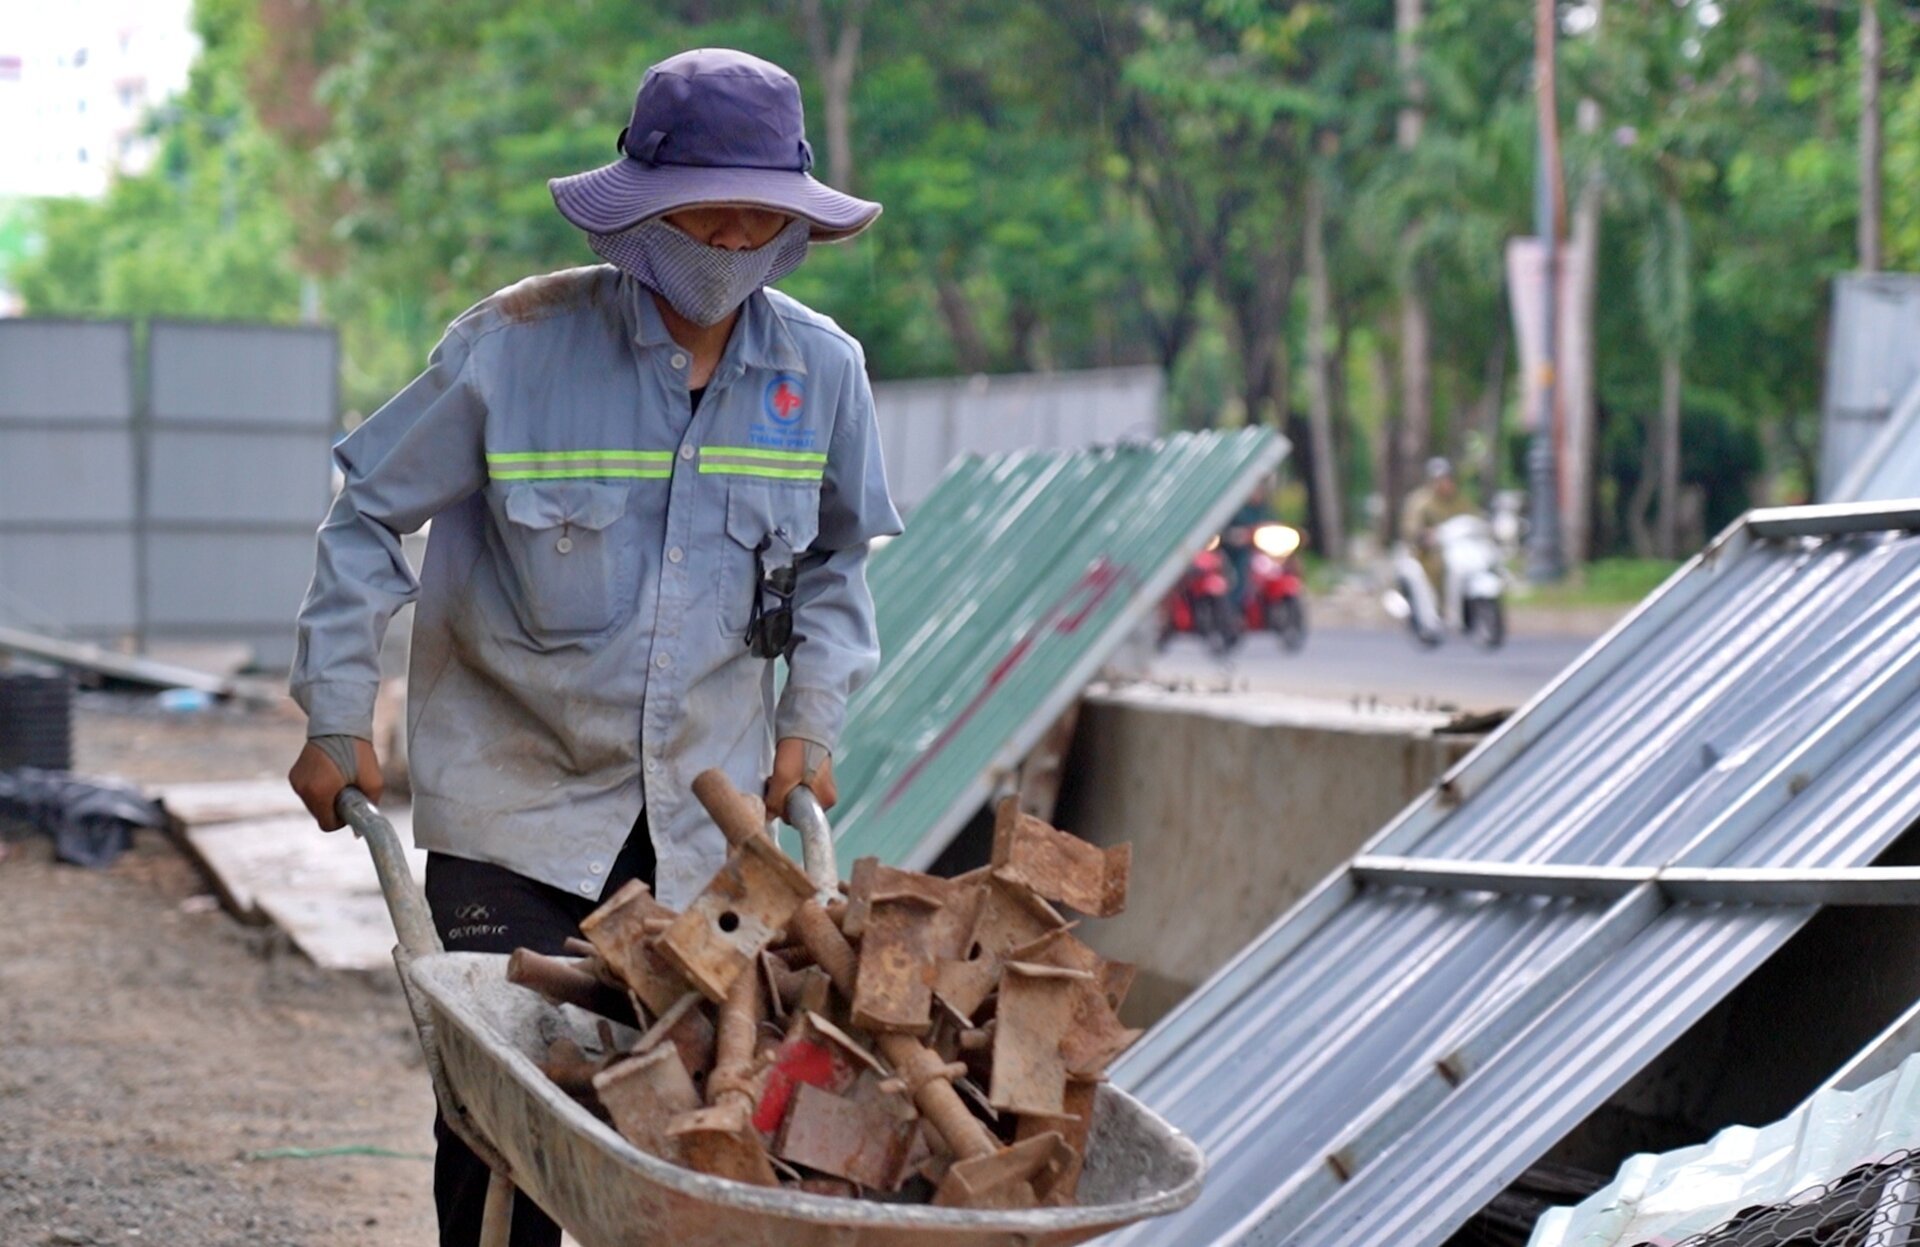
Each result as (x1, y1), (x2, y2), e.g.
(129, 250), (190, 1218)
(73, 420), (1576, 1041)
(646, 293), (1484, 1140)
(667, 546), (684, 564)
(555, 536), (573, 554)
(577, 881), (594, 895)
(670, 352), (688, 370)
(679, 445), (695, 461)
(655, 653), (671, 669)
(589, 861), (605, 875)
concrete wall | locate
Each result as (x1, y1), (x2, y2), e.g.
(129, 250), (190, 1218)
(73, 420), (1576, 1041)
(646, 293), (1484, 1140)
(1055, 686), (1481, 1025)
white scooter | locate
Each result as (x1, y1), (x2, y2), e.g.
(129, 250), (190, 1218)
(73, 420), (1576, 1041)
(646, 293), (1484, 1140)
(1383, 514), (1509, 650)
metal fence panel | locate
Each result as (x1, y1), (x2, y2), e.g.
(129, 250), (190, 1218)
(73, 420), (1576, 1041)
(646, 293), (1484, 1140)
(1822, 275), (1920, 498)
(150, 322), (338, 425)
(0, 429), (135, 524)
(821, 428), (1286, 871)
(144, 322), (336, 668)
(0, 319), (135, 421)
(871, 367), (1163, 511)
(0, 320), (138, 637)
(1107, 504), (1920, 1247)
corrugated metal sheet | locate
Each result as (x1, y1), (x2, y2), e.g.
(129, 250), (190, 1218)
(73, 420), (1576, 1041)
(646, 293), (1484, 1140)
(1529, 1054), (1920, 1246)
(0, 319), (139, 637)
(1106, 500), (1920, 1247)
(820, 428), (1286, 871)
(1822, 274), (1920, 498)
(142, 321), (337, 669)
(1833, 371), (1920, 503)
(871, 367), (1163, 511)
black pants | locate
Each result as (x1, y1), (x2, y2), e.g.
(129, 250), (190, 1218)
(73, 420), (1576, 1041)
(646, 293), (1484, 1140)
(423, 816), (658, 1247)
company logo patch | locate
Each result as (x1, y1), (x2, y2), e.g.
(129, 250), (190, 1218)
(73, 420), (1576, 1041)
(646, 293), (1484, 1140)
(764, 373), (805, 425)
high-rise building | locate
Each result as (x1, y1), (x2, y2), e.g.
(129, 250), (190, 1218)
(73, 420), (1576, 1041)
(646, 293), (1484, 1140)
(0, 0), (197, 200)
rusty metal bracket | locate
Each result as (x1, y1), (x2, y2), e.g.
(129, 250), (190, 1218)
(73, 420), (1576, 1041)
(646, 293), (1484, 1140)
(656, 832), (816, 1005)
(580, 879), (695, 1016)
(849, 859), (982, 1035)
(990, 799), (1130, 917)
(594, 1043), (701, 1160)
(934, 876), (1066, 1022)
(989, 961), (1093, 1118)
(667, 974), (777, 1187)
(773, 1081), (920, 1191)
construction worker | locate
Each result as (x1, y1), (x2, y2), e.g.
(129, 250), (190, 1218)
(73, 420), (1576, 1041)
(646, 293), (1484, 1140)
(1401, 456), (1474, 592)
(285, 49), (899, 1247)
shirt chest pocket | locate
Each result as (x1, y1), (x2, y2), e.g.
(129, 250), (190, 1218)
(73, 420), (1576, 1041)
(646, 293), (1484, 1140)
(498, 481), (637, 636)
(716, 478), (821, 640)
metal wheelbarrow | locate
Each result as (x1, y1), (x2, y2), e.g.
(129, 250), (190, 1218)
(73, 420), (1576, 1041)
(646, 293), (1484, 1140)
(338, 784), (1205, 1247)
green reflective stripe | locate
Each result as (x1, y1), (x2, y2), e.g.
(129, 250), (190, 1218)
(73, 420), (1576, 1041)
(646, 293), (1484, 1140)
(698, 464), (825, 481)
(486, 449), (673, 464)
(491, 466), (672, 480)
(701, 446), (827, 465)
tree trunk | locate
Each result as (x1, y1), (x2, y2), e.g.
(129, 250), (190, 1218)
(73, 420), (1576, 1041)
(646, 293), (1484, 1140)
(934, 269), (991, 373)
(1395, 0), (1431, 523)
(1303, 163), (1347, 563)
(1656, 351), (1682, 559)
(1560, 96), (1603, 566)
(798, 0), (868, 191)
(1860, 0), (1883, 272)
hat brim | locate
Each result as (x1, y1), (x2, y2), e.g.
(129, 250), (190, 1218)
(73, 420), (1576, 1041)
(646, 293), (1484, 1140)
(550, 159), (881, 243)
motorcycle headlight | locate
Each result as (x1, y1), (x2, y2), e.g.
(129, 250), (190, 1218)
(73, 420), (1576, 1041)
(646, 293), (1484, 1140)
(1253, 524), (1301, 559)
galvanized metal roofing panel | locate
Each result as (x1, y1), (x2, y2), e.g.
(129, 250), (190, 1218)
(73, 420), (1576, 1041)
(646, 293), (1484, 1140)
(1106, 502), (1920, 1247)
(821, 428), (1286, 871)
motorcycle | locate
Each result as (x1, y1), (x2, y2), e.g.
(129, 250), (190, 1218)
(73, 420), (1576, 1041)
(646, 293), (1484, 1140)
(1159, 539), (1240, 654)
(1384, 513), (1508, 650)
(1242, 523), (1308, 652)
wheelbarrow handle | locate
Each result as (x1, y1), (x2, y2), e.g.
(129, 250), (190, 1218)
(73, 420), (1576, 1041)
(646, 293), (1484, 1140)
(785, 784), (837, 897)
(337, 785), (444, 960)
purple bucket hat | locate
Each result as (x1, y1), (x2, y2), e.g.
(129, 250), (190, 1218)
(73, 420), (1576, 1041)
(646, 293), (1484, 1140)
(550, 48), (881, 243)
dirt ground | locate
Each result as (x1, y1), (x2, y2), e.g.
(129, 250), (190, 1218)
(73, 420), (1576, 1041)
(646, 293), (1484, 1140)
(0, 692), (439, 1246)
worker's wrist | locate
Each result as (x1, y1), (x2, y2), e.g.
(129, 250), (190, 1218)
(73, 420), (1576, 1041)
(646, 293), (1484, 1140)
(775, 687), (845, 755)
(307, 735), (366, 787)
(295, 678), (380, 741)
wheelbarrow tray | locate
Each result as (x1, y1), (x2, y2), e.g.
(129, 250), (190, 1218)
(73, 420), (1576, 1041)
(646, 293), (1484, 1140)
(409, 952), (1205, 1247)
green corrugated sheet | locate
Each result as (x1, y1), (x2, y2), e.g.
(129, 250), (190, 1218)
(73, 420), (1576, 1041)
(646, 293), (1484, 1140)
(811, 428), (1287, 869)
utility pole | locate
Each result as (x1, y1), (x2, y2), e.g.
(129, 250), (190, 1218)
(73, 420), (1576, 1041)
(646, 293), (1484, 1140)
(1526, 0), (1567, 582)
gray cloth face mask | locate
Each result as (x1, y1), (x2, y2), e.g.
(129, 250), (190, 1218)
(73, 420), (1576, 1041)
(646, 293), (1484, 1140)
(589, 216), (810, 326)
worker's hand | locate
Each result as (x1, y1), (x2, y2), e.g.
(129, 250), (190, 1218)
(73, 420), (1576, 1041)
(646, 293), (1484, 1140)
(288, 737), (383, 831)
(766, 736), (836, 822)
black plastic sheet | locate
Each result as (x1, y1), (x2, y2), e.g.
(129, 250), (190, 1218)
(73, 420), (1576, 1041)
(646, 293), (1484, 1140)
(0, 768), (165, 868)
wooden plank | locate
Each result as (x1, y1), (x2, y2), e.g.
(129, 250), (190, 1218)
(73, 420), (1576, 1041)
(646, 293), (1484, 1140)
(254, 891), (403, 972)
(155, 779), (308, 827)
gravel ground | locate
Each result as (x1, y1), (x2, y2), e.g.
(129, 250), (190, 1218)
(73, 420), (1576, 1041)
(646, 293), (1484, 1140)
(0, 692), (439, 1246)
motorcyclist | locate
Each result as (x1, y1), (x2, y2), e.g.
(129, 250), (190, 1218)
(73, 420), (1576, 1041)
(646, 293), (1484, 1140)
(1220, 484), (1273, 614)
(1400, 457), (1474, 594)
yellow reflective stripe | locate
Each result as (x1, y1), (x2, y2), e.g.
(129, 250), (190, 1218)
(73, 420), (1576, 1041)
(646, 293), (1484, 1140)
(486, 449), (673, 464)
(701, 446), (827, 464)
(698, 464), (824, 481)
(491, 466), (672, 480)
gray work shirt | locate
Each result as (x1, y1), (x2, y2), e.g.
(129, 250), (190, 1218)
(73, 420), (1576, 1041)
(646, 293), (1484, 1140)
(290, 266), (902, 907)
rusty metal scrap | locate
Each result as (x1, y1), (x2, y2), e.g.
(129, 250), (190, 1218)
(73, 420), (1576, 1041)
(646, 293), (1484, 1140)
(506, 767), (1139, 1211)
(990, 799), (1130, 917)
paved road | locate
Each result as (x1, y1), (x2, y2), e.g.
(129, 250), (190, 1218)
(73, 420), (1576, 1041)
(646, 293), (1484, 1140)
(1144, 625), (1602, 714)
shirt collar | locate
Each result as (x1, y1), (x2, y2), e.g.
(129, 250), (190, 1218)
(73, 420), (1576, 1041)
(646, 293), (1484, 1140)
(622, 276), (808, 378)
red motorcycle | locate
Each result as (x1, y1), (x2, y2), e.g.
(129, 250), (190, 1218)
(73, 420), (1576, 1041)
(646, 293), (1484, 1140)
(1241, 523), (1308, 652)
(1158, 540), (1240, 654)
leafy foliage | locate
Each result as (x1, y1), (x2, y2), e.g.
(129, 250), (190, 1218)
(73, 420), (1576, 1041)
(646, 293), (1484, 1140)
(10, 0), (1905, 556)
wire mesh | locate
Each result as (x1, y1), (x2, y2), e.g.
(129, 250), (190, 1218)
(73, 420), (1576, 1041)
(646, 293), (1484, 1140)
(1648, 1150), (1920, 1247)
